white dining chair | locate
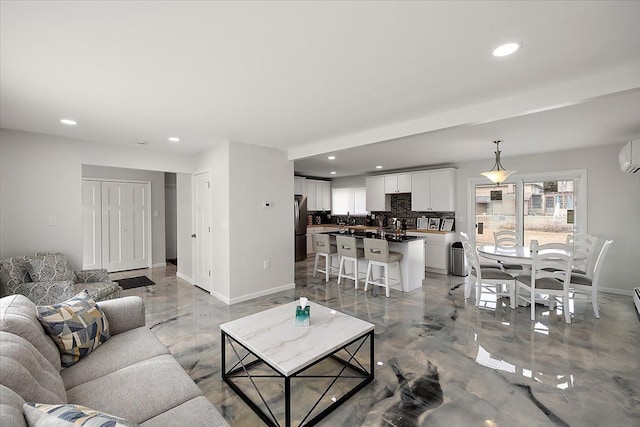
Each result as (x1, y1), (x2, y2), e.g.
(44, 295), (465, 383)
(493, 230), (523, 275)
(569, 239), (613, 319)
(460, 232), (516, 308)
(515, 241), (575, 324)
(567, 233), (599, 276)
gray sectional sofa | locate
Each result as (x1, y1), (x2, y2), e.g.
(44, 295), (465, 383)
(0, 294), (229, 426)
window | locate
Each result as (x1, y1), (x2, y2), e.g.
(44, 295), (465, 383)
(331, 188), (369, 216)
(471, 170), (586, 246)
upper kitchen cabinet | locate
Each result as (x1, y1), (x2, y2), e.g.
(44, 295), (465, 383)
(306, 179), (331, 211)
(366, 176), (391, 211)
(294, 176), (306, 196)
(384, 173), (412, 193)
(411, 168), (456, 211)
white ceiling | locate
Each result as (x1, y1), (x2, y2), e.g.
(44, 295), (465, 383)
(1, 1), (639, 177)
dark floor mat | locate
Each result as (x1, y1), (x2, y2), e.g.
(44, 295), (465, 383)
(116, 276), (155, 290)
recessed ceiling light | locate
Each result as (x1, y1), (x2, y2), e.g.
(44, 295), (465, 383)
(168, 137), (180, 142)
(492, 42), (521, 57)
(328, 156), (335, 160)
(330, 171), (336, 175)
(376, 165), (383, 169)
(60, 119), (77, 126)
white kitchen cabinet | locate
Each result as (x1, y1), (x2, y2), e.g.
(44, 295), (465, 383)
(411, 168), (456, 211)
(306, 179), (331, 211)
(294, 176), (306, 196)
(384, 173), (412, 193)
(319, 181), (331, 210)
(365, 176), (390, 211)
(306, 180), (317, 210)
(406, 231), (456, 274)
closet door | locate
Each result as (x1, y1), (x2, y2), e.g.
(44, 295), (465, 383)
(82, 180), (102, 270)
(101, 181), (150, 272)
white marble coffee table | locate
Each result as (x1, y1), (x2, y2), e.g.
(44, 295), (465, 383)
(221, 301), (375, 427)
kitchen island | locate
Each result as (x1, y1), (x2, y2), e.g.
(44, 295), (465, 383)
(325, 231), (425, 293)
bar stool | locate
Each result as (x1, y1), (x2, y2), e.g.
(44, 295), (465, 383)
(336, 235), (366, 289)
(312, 234), (339, 282)
(363, 238), (402, 297)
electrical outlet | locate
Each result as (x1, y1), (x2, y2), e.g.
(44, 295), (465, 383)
(263, 260), (270, 269)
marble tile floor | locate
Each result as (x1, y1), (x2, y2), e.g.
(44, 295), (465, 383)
(110, 260), (640, 426)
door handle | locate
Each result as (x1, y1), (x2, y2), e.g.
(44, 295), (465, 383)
(191, 234), (196, 238)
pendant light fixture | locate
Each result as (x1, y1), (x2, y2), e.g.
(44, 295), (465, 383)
(481, 140), (515, 184)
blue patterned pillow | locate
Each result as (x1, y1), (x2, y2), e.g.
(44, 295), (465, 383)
(36, 290), (110, 367)
(23, 402), (138, 426)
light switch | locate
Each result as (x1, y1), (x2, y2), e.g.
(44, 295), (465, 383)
(48, 216), (57, 226)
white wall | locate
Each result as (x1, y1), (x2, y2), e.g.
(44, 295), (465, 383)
(82, 164), (167, 266)
(195, 140), (294, 303)
(0, 129), (195, 269)
(229, 141), (294, 301)
(454, 143), (640, 295)
(331, 175), (366, 188)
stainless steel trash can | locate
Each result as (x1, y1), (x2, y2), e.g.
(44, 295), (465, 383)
(451, 242), (467, 276)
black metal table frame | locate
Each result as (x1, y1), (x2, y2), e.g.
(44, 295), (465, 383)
(221, 329), (374, 427)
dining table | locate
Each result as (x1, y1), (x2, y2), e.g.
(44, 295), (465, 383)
(477, 243), (584, 278)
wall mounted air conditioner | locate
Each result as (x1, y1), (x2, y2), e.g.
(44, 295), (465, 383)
(619, 140), (639, 173)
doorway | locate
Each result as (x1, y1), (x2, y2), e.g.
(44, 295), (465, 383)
(193, 171), (212, 292)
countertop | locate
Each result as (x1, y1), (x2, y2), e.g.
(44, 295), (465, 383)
(307, 224), (455, 234)
(325, 231), (423, 243)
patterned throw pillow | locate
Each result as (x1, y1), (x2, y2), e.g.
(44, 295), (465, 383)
(27, 253), (76, 282)
(36, 291), (110, 367)
(23, 402), (138, 427)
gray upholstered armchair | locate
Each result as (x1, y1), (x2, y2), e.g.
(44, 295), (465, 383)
(0, 252), (121, 305)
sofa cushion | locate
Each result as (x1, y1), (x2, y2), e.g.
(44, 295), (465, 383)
(0, 331), (67, 405)
(0, 384), (28, 427)
(13, 281), (77, 306)
(1, 256), (32, 295)
(23, 403), (138, 427)
(27, 254), (75, 283)
(74, 269), (110, 284)
(74, 282), (122, 302)
(36, 291), (110, 368)
(0, 295), (62, 371)
(140, 396), (228, 427)
(61, 327), (170, 390)
(66, 355), (203, 424)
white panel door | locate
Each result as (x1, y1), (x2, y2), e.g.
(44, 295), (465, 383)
(193, 172), (212, 292)
(101, 181), (150, 272)
(82, 180), (102, 270)
(128, 183), (149, 270)
(102, 182), (126, 271)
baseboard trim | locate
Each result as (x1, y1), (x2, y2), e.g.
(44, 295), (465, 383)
(210, 282), (297, 306)
(152, 262), (167, 268)
(176, 272), (193, 284)
(599, 286), (632, 296)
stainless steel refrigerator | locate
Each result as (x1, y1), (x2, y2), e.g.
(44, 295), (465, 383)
(294, 195), (307, 261)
